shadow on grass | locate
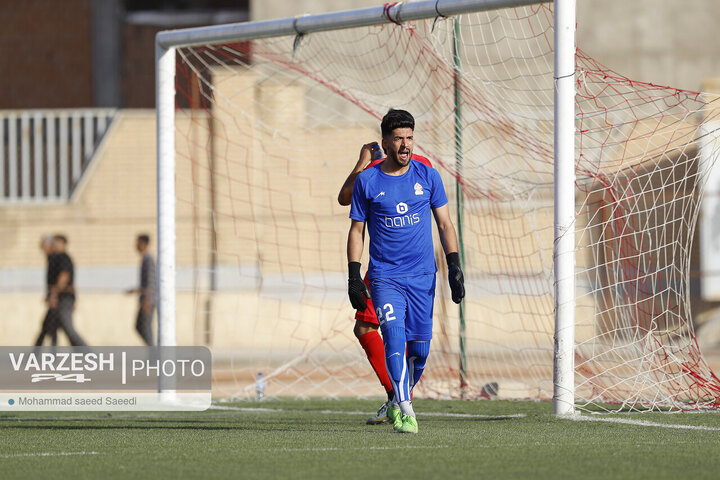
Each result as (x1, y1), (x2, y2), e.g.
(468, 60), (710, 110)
(0, 415), (381, 432)
(0, 413), (527, 432)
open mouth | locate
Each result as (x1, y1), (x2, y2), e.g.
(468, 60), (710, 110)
(398, 150), (410, 162)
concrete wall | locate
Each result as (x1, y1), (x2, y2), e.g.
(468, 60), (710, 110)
(0, 110), (158, 345)
(251, 0), (720, 93)
(250, 0), (382, 21)
(577, 0), (720, 92)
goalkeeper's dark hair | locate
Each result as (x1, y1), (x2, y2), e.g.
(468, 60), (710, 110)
(381, 109), (414, 138)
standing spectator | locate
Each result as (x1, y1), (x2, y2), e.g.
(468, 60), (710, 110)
(128, 234), (156, 345)
(34, 235), (58, 346)
(47, 235), (87, 346)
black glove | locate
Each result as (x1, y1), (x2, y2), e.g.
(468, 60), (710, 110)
(446, 252), (465, 304)
(348, 262), (371, 311)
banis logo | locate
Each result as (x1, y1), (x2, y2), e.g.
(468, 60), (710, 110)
(385, 202), (420, 227)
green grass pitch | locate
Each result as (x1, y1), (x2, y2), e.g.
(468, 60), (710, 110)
(1, 399), (720, 479)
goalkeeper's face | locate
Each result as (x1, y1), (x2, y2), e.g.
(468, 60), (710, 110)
(383, 127), (414, 168)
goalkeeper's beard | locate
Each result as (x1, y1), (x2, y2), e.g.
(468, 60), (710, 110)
(388, 147), (411, 168)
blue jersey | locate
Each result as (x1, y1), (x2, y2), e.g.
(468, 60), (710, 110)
(349, 160), (448, 279)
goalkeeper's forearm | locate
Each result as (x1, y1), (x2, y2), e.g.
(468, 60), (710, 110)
(347, 220), (365, 263)
(438, 223), (459, 257)
(433, 204), (459, 255)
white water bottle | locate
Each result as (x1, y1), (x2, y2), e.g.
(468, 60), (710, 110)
(255, 372), (266, 400)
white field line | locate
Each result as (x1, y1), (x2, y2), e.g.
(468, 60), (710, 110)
(210, 406), (281, 413)
(275, 445), (450, 452)
(209, 405), (526, 419)
(0, 451), (101, 459)
(209, 406), (718, 430)
(573, 415), (720, 431)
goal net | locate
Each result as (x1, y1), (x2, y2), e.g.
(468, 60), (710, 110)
(167, 2), (720, 411)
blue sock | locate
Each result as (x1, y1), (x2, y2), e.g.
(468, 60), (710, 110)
(406, 340), (430, 393)
(382, 326), (410, 403)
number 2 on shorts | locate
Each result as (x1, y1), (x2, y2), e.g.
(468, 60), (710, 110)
(376, 303), (396, 324)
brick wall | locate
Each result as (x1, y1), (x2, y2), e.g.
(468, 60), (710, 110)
(122, 23), (159, 108)
(0, 0), (93, 108)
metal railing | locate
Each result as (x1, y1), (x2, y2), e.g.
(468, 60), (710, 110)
(0, 109), (116, 203)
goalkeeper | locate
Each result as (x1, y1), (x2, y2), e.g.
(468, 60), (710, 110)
(346, 109), (464, 434)
(338, 138), (433, 425)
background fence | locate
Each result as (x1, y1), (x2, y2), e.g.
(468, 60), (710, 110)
(0, 109), (115, 203)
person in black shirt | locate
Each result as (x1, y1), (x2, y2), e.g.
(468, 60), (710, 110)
(46, 235), (87, 346)
(34, 235), (59, 346)
(127, 234), (156, 345)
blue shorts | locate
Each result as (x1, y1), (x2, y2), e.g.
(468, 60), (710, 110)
(369, 274), (436, 341)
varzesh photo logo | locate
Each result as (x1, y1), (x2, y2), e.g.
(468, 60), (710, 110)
(0, 346), (211, 411)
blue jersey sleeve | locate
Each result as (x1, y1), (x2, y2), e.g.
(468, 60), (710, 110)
(429, 168), (448, 208)
(349, 174), (368, 222)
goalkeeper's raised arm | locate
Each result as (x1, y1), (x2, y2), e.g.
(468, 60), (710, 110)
(337, 142), (383, 206)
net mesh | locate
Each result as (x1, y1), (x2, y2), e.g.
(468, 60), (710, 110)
(171, 3), (720, 411)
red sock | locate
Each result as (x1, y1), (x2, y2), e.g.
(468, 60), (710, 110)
(358, 331), (393, 395)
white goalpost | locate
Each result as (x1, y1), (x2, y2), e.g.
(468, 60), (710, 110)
(155, 0), (720, 413)
(552, 0), (576, 415)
